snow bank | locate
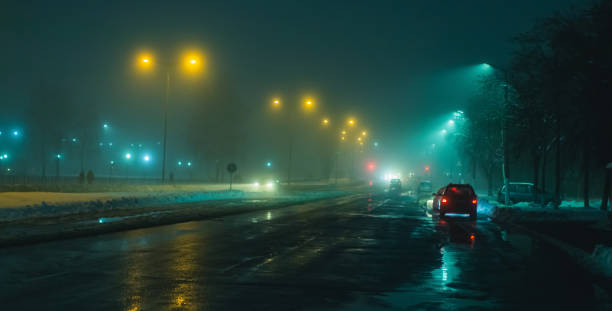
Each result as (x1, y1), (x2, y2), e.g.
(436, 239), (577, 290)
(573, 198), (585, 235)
(0, 190), (246, 222)
(492, 205), (607, 223)
(0, 189), (344, 223)
(477, 198), (496, 216)
(560, 200), (603, 208)
(592, 245), (612, 277)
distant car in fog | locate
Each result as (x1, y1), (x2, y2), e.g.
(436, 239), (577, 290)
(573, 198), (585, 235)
(389, 178), (402, 194)
(497, 182), (553, 205)
(432, 184), (477, 220)
(417, 180), (432, 198)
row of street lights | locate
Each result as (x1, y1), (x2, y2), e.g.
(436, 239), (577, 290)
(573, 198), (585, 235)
(269, 96), (371, 183)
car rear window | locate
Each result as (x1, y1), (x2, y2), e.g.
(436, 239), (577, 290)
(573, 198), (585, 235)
(445, 185), (474, 197)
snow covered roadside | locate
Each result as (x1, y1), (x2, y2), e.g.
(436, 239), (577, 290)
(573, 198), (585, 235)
(0, 189), (344, 223)
(474, 196), (609, 225)
(593, 245), (612, 278)
(481, 197), (612, 285)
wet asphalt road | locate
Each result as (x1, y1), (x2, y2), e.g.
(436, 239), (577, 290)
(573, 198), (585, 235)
(0, 192), (604, 310)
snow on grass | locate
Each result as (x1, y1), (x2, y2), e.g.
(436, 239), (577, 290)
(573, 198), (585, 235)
(0, 192), (117, 209)
(592, 245), (612, 277)
(0, 189), (345, 223)
(473, 196), (609, 223)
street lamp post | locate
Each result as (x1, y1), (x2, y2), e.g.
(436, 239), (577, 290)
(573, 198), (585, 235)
(109, 160), (115, 183)
(161, 70), (170, 184)
(55, 154), (61, 183)
(484, 63), (511, 205)
(271, 97), (314, 185)
(137, 50), (203, 184)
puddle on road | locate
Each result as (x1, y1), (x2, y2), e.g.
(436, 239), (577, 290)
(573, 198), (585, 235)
(373, 244), (497, 310)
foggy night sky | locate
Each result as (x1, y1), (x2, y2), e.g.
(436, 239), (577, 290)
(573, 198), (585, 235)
(0, 0), (590, 177)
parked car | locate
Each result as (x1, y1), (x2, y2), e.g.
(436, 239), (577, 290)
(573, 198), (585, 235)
(432, 184), (477, 220)
(497, 182), (553, 204)
(417, 180), (432, 197)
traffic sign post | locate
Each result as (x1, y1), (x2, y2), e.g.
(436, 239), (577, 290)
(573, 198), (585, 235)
(227, 163), (237, 191)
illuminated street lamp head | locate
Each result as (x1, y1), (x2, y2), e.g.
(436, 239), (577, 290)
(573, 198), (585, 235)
(303, 98), (314, 111)
(361, 130), (367, 136)
(178, 161), (183, 166)
(347, 119), (355, 127)
(56, 154), (61, 159)
(441, 129), (447, 135)
(143, 155), (150, 162)
(136, 52), (154, 72)
(187, 162), (192, 167)
(322, 118), (329, 126)
(341, 130), (347, 135)
(340, 136), (345, 141)
(182, 50), (204, 74)
(272, 98), (281, 109)
(125, 153), (132, 159)
(448, 120), (455, 126)
(357, 137), (362, 141)
(482, 63), (492, 69)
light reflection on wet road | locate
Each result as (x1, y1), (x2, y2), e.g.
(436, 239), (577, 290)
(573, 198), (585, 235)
(0, 192), (602, 310)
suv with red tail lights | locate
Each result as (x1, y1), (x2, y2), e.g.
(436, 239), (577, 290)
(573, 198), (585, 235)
(432, 184), (477, 220)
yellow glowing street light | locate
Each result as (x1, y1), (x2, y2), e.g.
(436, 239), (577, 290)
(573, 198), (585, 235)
(357, 137), (362, 141)
(361, 130), (367, 136)
(322, 118), (329, 126)
(132, 48), (205, 183)
(136, 52), (155, 72)
(347, 118), (356, 127)
(341, 130), (347, 135)
(303, 98), (314, 111)
(340, 136), (346, 141)
(271, 98), (281, 109)
(181, 50), (205, 74)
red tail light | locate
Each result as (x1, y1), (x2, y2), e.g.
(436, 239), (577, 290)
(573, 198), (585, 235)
(472, 199), (477, 204)
(441, 197), (448, 204)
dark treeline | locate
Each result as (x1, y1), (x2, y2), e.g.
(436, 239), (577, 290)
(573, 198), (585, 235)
(455, 0), (612, 209)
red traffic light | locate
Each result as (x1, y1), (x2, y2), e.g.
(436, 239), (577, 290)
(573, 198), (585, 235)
(366, 162), (376, 172)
